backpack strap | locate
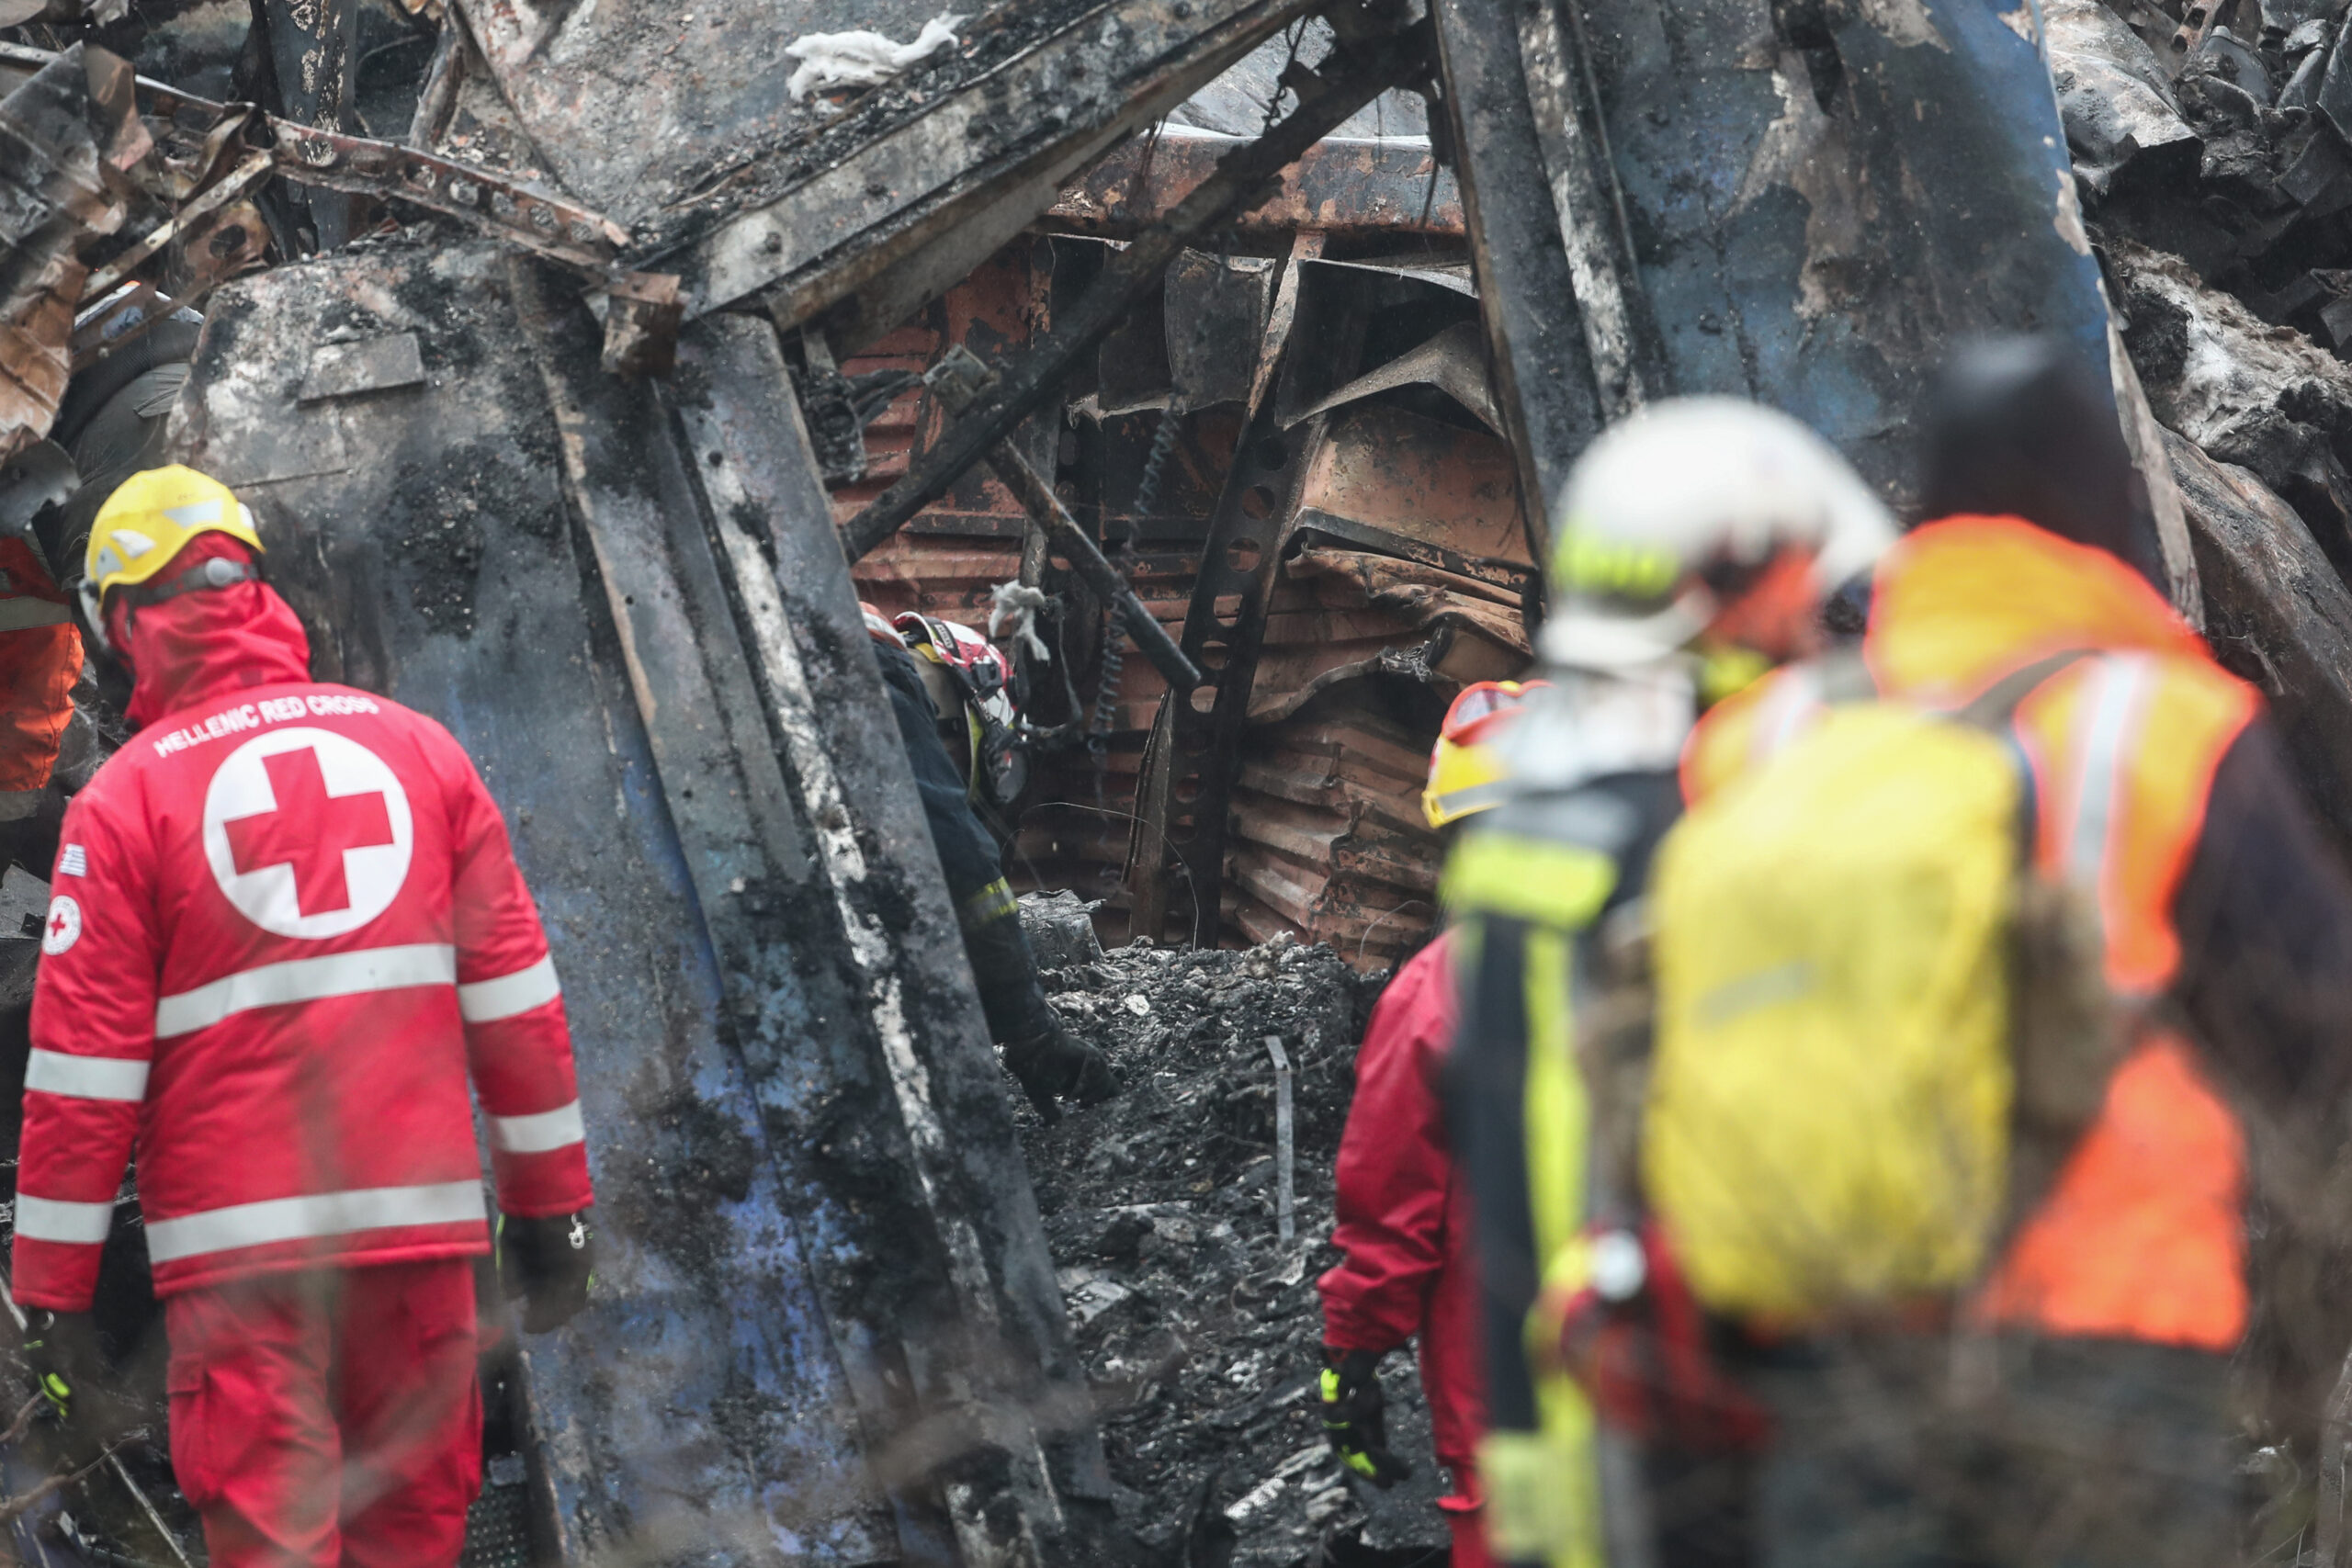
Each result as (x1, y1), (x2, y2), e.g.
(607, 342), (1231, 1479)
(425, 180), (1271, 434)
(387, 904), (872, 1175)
(1810, 646), (1878, 705)
(1950, 649), (2098, 858)
(1952, 649), (2095, 732)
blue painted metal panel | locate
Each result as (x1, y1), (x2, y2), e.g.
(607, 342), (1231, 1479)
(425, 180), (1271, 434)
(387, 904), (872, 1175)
(1596, 0), (2114, 500)
(174, 240), (897, 1564)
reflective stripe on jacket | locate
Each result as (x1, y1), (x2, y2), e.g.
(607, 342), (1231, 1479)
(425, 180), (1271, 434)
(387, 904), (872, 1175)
(12, 554), (592, 1307)
(1684, 515), (2256, 1350)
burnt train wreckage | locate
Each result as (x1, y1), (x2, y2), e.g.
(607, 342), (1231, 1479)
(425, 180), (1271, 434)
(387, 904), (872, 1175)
(3, 0), (2352, 1561)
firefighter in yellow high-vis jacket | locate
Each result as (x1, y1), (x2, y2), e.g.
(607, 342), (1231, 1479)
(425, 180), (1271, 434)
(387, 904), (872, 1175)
(1442, 400), (1893, 1568)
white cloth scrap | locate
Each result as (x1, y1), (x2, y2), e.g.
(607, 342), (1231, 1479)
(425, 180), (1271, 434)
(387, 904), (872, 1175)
(786, 13), (964, 98)
(989, 581), (1053, 663)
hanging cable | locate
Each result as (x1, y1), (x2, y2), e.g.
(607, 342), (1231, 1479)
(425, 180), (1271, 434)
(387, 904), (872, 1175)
(1087, 404), (1183, 746)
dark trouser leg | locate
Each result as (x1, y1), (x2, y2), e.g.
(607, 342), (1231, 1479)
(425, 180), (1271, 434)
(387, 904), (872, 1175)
(1744, 1334), (2233, 1568)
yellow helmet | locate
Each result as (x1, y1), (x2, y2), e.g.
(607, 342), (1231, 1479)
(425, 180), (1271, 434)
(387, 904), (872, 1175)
(1423, 680), (1549, 829)
(85, 466), (263, 600)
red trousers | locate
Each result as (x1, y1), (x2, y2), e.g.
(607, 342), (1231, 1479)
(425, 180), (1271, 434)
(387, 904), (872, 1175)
(164, 1259), (482, 1568)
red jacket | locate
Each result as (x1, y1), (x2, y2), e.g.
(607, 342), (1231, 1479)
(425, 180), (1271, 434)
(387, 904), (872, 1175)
(1317, 931), (1486, 1473)
(12, 539), (593, 1308)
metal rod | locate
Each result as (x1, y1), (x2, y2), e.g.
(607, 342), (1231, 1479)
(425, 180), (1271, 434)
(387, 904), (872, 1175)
(0, 1275), (192, 1568)
(1265, 1034), (1295, 1247)
(924, 348), (1204, 692)
(839, 23), (1423, 564)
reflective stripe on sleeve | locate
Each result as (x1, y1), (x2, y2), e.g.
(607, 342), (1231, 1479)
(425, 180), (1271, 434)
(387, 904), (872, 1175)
(955, 877), (1019, 935)
(155, 944), (458, 1038)
(0, 597), (73, 632)
(15, 1194), (115, 1244)
(23, 1049), (148, 1102)
(142, 1179), (487, 1265)
(489, 1100), (586, 1155)
(2064, 656), (2154, 887)
(457, 955), (561, 1023)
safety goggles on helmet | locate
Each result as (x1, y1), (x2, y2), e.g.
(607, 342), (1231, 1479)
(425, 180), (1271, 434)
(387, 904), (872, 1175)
(79, 466), (266, 655)
(1424, 679), (1549, 829)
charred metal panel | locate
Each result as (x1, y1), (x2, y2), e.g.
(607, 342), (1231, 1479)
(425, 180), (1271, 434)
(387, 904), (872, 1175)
(1591, 0), (2115, 502)
(255, 0), (360, 246)
(448, 0), (1316, 325)
(175, 241), (893, 1563)
(168, 239), (1098, 1564)
(681, 0), (1320, 337)
(1442, 0), (2122, 542)
(2170, 429), (2352, 863)
(1430, 0), (1607, 554)
(0, 45), (143, 461)
(664, 316), (1112, 1551)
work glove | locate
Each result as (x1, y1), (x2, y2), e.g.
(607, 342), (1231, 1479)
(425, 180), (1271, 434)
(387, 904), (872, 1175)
(1319, 1347), (1411, 1488)
(22, 1309), (124, 1469)
(498, 1210), (595, 1333)
(1002, 1022), (1119, 1122)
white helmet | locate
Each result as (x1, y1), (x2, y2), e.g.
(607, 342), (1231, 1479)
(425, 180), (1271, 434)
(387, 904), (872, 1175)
(1541, 398), (1895, 671)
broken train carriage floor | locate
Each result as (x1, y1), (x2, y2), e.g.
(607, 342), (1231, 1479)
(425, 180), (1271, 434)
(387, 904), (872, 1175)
(1014, 922), (1455, 1566)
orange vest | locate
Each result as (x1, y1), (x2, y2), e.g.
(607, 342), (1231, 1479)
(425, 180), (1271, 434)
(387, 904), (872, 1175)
(0, 536), (80, 799)
(1682, 515), (2257, 1351)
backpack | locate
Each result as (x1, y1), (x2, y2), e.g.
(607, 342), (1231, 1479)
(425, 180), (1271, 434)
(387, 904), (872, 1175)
(1639, 652), (2117, 1321)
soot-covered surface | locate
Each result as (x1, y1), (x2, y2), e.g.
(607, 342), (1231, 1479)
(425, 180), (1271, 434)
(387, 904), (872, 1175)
(1015, 920), (1455, 1566)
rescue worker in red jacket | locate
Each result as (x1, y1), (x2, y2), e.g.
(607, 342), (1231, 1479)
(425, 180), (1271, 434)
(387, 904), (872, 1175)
(12, 466), (597, 1567)
(1317, 680), (1544, 1568)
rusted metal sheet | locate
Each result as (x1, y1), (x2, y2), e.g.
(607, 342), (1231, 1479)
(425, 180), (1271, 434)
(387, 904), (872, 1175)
(1199, 400), (1530, 965)
(1292, 401), (1528, 564)
(1048, 130), (1464, 237)
(1233, 400), (1531, 719)
(0, 45), (144, 459)
(1121, 235), (1356, 947)
(1226, 714), (1441, 971)
(840, 23), (1420, 561)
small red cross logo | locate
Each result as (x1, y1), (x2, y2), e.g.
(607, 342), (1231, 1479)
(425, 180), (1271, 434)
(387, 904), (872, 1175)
(46, 909), (68, 941)
(222, 747), (396, 917)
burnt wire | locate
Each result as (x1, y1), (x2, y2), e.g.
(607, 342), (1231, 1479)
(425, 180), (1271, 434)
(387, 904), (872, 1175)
(1086, 407), (1182, 745)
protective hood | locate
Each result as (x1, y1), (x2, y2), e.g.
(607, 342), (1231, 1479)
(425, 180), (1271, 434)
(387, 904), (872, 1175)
(115, 534), (311, 729)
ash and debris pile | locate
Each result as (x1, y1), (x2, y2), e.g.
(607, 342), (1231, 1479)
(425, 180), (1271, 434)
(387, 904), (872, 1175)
(2049, 0), (2352, 870)
(2053, 0), (2352, 347)
(1012, 894), (1450, 1566)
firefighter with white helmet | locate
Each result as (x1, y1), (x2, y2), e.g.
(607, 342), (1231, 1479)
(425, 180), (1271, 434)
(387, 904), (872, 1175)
(1442, 399), (1894, 1568)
